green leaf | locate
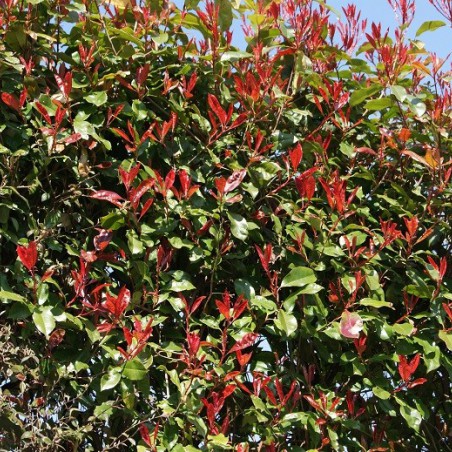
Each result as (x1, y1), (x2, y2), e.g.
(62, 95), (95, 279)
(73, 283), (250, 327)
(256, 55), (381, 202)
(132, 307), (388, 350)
(251, 394), (268, 412)
(101, 212), (125, 230)
(274, 310), (298, 337)
(395, 397), (422, 431)
(32, 307), (56, 338)
(280, 412), (308, 428)
(74, 116), (95, 139)
(188, 414), (208, 437)
(390, 85), (407, 102)
(234, 279), (255, 300)
(132, 100), (148, 121)
(84, 91), (108, 106)
(168, 278), (195, 292)
(101, 368), (121, 391)
(207, 433), (230, 448)
(299, 283), (323, 294)
(372, 386), (391, 400)
(365, 98), (393, 110)
(94, 402), (114, 420)
(349, 85), (381, 106)
(393, 322), (414, 336)
(37, 283), (49, 305)
(122, 359), (147, 381)
(127, 230), (144, 255)
(111, 27), (144, 48)
(281, 266), (316, 288)
(439, 330), (452, 351)
(228, 212), (248, 241)
(151, 32), (168, 45)
(7, 300), (32, 319)
(0, 290), (26, 302)
(405, 284), (433, 298)
(359, 298), (393, 309)
(220, 51), (252, 62)
(216, 0), (233, 31)
(408, 98), (426, 117)
(416, 20), (446, 37)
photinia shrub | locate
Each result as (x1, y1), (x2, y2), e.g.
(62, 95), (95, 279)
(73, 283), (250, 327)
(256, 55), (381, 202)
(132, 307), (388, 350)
(0, 0), (451, 450)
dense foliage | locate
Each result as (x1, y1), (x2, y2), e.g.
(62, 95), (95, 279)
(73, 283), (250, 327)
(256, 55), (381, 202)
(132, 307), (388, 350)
(0, 0), (451, 450)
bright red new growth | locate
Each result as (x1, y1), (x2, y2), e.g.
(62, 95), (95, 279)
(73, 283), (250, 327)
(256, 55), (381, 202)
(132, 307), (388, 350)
(17, 241), (38, 272)
(398, 353), (421, 382)
(2, 0), (451, 449)
(102, 286), (130, 320)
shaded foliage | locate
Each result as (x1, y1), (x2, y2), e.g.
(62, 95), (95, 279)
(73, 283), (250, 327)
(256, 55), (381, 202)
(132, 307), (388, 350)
(0, 0), (451, 450)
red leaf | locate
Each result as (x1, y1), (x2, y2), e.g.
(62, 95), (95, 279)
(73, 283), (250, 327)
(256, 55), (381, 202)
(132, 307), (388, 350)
(48, 329), (65, 351)
(295, 168), (317, 201)
(224, 169), (246, 193)
(91, 190), (124, 207)
(123, 326), (133, 347)
(216, 300), (231, 320)
(129, 179), (154, 207)
(355, 146), (377, 155)
(197, 220), (213, 236)
(111, 127), (134, 144)
(439, 257), (448, 280)
(398, 354), (421, 382)
(41, 268), (55, 282)
(1, 92), (20, 112)
(233, 296), (248, 320)
(274, 378), (284, 402)
(119, 164), (141, 191)
(97, 322), (115, 334)
(139, 198), (154, 220)
(404, 216), (419, 239)
(55, 73), (71, 98)
(222, 384), (236, 399)
(283, 380), (298, 405)
(264, 387), (278, 406)
(187, 331), (201, 356)
(35, 102), (52, 124)
(215, 177), (227, 196)
(136, 64), (150, 86)
(139, 424), (152, 447)
(401, 149), (431, 168)
(190, 295), (206, 315)
(80, 250), (97, 262)
(17, 241), (38, 271)
(289, 143), (303, 171)
(230, 333), (259, 353)
(224, 371), (241, 382)
(236, 349), (252, 367)
(353, 333), (367, 357)
(93, 229), (113, 251)
(443, 303), (452, 322)
(19, 87), (28, 108)
(165, 168), (176, 190)
(102, 286), (130, 319)
(255, 244), (270, 273)
(207, 93), (227, 126)
(303, 394), (321, 411)
(229, 112), (248, 130)
(407, 377), (427, 389)
(64, 133), (82, 144)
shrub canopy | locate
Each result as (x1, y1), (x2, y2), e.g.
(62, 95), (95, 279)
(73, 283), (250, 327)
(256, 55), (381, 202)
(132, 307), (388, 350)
(0, 0), (451, 450)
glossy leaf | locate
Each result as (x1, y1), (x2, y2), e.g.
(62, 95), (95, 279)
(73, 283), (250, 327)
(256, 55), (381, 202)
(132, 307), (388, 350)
(281, 267), (316, 288)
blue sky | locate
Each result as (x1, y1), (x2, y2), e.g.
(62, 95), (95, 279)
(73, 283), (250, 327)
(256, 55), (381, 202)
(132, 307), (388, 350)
(327, 0), (451, 59)
(175, 0), (451, 60)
